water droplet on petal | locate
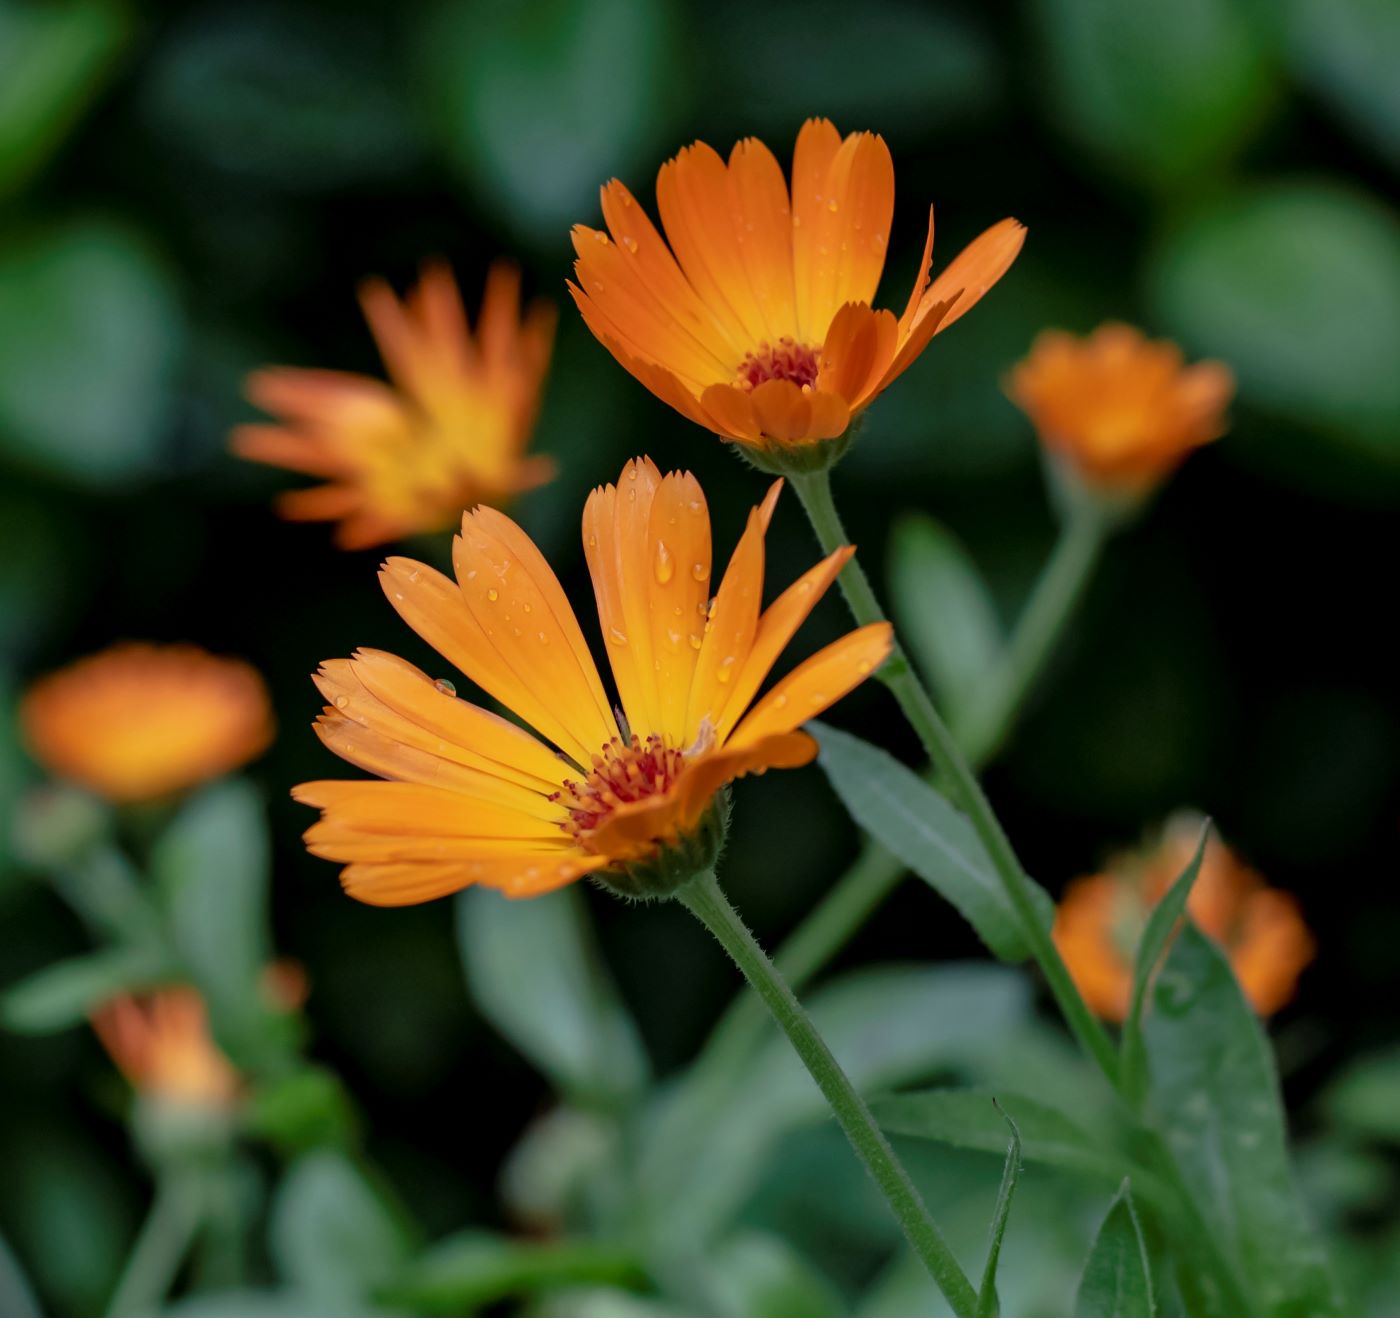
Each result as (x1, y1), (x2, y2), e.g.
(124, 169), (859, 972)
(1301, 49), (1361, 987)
(487, 588), (499, 602)
(334, 695), (349, 709)
(691, 561), (710, 582)
(654, 540), (674, 584)
(623, 235), (639, 253)
(827, 198), (839, 212)
(433, 679), (456, 697)
(609, 627), (628, 646)
(523, 602), (533, 614)
(689, 634), (703, 651)
(538, 631), (548, 644)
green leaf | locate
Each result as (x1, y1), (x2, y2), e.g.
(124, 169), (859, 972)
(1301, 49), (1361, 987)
(813, 724), (1052, 961)
(1119, 820), (1210, 1104)
(417, 0), (683, 246)
(243, 1066), (359, 1155)
(162, 1293), (384, 1318)
(1034, 0), (1276, 187)
(706, 1232), (843, 1318)
(377, 1233), (646, 1310)
(1075, 1183), (1155, 1317)
(532, 1292), (696, 1318)
(975, 1106), (1023, 1318)
(888, 513), (1004, 721)
(1143, 924), (1345, 1315)
(0, 1228), (42, 1318)
(456, 884), (647, 1106)
(151, 781), (274, 1060)
(0, 0), (130, 199)
(1287, 0), (1400, 169)
(872, 1089), (1149, 1200)
(268, 1152), (411, 1303)
(1322, 1045), (1400, 1144)
(1149, 183), (1400, 469)
(1, 944), (174, 1033)
(0, 219), (183, 487)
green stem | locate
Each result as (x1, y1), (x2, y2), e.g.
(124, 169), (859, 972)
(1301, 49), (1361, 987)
(104, 1175), (203, 1318)
(789, 467), (1121, 1093)
(677, 870), (979, 1318)
(955, 502), (1109, 766)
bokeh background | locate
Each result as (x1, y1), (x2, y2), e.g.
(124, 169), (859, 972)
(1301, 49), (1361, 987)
(3, 0), (1399, 1312)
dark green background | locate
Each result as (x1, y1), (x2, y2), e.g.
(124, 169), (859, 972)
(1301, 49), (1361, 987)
(3, 0), (1399, 1311)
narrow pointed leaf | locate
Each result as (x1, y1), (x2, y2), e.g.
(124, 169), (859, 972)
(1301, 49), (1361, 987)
(889, 513), (1003, 720)
(1143, 924), (1345, 1315)
(975, 1105), (1022, 1317)
(814, 723), (1052, 961)
(1075, 1182), (1154, 1317)
(1, 944), (173, 1033)
(1119, 819), (1211, 1103)
(456, 885), (648, 1106)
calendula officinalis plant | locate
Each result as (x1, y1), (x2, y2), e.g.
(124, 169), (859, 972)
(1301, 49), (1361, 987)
(2, 118), (1353, 1318)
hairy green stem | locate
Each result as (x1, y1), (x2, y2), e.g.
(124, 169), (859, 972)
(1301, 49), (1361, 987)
(104, 1175), (203, 1318)
(677, 870), (979, 1318)
(789, 467), (1121, 1092)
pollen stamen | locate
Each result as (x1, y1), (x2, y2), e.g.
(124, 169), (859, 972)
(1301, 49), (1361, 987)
(550, 734), (687, 848)
(737, 338), (820, 392)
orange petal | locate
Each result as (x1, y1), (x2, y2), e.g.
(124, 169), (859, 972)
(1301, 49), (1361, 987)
(717, 545), (855, 742)
(340, 853), (606, 906)
(749, 379), (849, 444)
(899, 206), (936, 336)
(921, 217), (1026, 335)
(699, 383), (763, 441)
(727, 137), (800, 342)
(809, 131), (894, 337)
(230, 424), (345, 478)
(818, 303), (900, 408)
(728, 623), (892, 747)
(791, 118), (844, 342)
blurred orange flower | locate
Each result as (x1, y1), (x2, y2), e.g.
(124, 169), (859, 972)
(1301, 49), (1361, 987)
(294, 457), (890, 905)
(1006, 323), (1234, 492)
(20, 643), (274, 803)
(234, 261), (557, 549)
(1054, 817), (1315, 1020)
(570, 118), (1024, 457)
(92, 987), (240, 1109)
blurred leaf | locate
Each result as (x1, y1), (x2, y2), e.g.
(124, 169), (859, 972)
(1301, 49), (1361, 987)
(1119, 821), (1209, 1106)
(1143, 924), (1344, 1315)
(244, 1066), (359, 1155)
(418, 0), (683, 245)
(378, 1232), (647, 1309)
(888, 513), (1004, 722)
(152, 781), (274, 1060)
(140, 7), (419, 192)
(456, 884), (648, 1106)
(872, 1089), (1144, 1197)
(1, 944), (172, 1034)
(268, 1151), (412, 1303)
(1074, 1183), (1155, 1317)
(163, 1293), (384, 1318)
(532, 1292), (696, 1318)
(1321, 1046), (1400, 1145)
(0, 0), (130, 198)
(1288, 0), (1400, 170)
(975, 1107), (1022, 1318)
(1149, 183), (1400, 467)
(0, 218), (183, 486)
(500, 1106), (620, 1230)
(0, 1228), (41, 1318)
(0, 672), (28, 883)
(703, 0), (998, 138)
(813, 723), (1052, 961)
(1035, 0), (1276, 186)
(706, 1232), (843, 1318)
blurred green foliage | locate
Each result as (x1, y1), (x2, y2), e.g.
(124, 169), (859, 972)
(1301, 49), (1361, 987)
(2, 0), (1399, 1313)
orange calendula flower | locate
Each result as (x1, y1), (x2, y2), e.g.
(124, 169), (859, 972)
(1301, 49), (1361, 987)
(295, 457), (891, 904)
(20, 643), (274, 803)
(92, 987), (240, 1109)
(1006, 323), (1235, 492)
(569, 118), (1025, 464)
(233, 261), (557, 549)
(1054, 817), (1315, 1020)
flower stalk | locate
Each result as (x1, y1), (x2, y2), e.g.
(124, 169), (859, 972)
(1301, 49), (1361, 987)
(676, 869), (980, 1318)
(788, 466), (1123, 1091)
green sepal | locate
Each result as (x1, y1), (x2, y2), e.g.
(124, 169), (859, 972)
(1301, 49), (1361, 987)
(592, 788), (731, 901)
(733, 428), (854, 477)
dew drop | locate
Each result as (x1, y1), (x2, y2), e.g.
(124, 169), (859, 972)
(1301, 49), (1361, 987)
(487, 588), (499, 602)
(827, 198), (839, 213)
(691, 561), (710, 582)
(609, 627), (629, 646)
(689, 634), (703, 651)
(773, 694), (788, 709)
(716, 656), (735, 683)
(654, 539), (675, 584)
(623, 235), (639, 253)
(433, 679), (456, 697)
(588, 534), (598, 547)
(523, 602), (532, 613)
(334, 695), (349, 709)
(538, 631), (548, 644)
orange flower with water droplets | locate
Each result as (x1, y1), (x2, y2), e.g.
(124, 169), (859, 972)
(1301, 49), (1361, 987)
(569, 118), (1024, 461)
(20, 643), (274, 803)
(92, 987), (240, 1110)
(1054, 816), (1315, 1020)
(234, 261), (556, 549)
(1006, 323), (1235, 493)
(294, 456), (891, 904)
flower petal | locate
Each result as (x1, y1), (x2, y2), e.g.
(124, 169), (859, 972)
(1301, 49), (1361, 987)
(790, 118), (844, 342)
(728, 623), (892, 747)
(748, 379), (850, 444)
(921, 217), (1026, 334)
(818, 303), (899, 408)
(727, 136), (800, 342)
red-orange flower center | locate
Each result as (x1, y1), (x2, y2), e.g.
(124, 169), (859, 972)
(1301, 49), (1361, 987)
(551, 734), (686, 847)
(737, 339), (820, 392)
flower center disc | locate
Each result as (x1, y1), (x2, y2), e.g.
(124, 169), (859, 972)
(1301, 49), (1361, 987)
(552, 734), (686, 849)
(737, 338), (820, 391)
